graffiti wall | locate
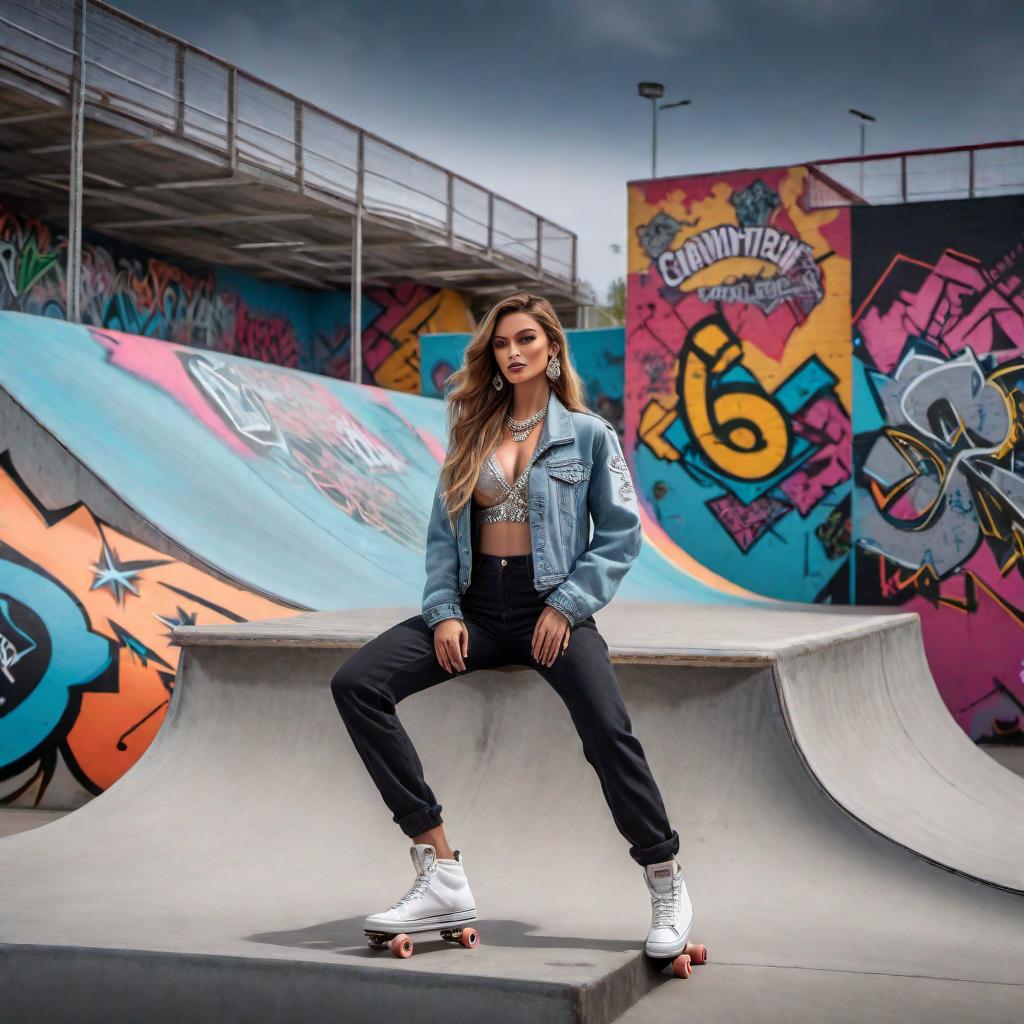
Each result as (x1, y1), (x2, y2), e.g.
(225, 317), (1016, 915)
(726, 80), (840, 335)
(852, 197), (1024, 744)
(0, 310), (731, 808)
(627, 167), (852, 602)
(0, 199), (473, 390)
(312, 283), (473, 391)
(0, 312), (457, 808)
(0, 452), (293, 808)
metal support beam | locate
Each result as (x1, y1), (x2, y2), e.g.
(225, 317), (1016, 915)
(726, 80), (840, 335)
(445, 172), (453, 245)
(0, 110), (69, 126)
(294, 102), (304, 189)
(174, 43), (185, 137)
(350, 130), (364, 384)
(226, 67), (238, 169)
(28, 133), (159, 155)
(67, 0), (87, 323)
(471, 280), (547, 296)
(95, 212), (314, 230)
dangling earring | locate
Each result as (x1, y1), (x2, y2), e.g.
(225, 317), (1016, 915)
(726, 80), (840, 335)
(492, 370), (504, 390)
(546, 354), (561, 381)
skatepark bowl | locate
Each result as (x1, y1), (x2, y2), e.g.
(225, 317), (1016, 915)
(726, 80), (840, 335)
(2, 602), (1023, 1023)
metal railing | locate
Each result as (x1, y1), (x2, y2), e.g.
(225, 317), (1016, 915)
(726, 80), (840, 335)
(806, 140), (1024, 208)
(0, 0), (577, 283)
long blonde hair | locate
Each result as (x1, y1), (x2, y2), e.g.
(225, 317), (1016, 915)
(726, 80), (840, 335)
(439, 291), (590, 527)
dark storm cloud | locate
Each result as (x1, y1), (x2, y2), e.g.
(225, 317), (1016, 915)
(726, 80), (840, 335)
(110, 0), (1024, 296)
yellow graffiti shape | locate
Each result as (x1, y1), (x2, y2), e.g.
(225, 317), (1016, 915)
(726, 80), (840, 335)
(638, 396), (682, 462)
(682, 318), (791, 481)
(377, 289), (475, 394)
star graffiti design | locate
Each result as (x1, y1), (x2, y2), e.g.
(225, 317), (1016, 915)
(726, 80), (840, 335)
(89, 535), (171, 605)
(154, 605), (198, 640)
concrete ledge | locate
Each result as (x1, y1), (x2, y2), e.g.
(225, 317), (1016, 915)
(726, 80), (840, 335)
(0, 943), (663, 1024)
(171, 601), (916, 667)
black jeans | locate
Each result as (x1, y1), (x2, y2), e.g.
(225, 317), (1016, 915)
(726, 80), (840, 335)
(330, 551), (680, 866)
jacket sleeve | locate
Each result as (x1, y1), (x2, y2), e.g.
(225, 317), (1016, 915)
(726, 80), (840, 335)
(543, 422), (642, 628)
(421, 472), (465, 629)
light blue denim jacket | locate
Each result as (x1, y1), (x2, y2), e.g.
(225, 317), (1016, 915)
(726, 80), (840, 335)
(421, 387), (642, 629)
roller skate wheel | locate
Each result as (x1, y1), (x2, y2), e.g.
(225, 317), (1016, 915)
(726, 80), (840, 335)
(671, 953), (692, 978)
(459, 927), (479, 948)
(687, 943), (708, 965)
(390, 934), (414, 958)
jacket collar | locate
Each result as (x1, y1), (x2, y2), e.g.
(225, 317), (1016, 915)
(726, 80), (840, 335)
(535, 386), (575, 454)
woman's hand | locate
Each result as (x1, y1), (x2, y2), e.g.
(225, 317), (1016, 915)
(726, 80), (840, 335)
(433, 618), (468, 673)
(532, 606), (571, 667)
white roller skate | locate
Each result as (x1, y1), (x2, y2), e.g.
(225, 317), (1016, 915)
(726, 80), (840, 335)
(642, 859), (707, 978)
(363, 844), (479, 959)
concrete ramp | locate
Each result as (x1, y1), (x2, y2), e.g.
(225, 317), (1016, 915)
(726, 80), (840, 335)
(2, 604), (1021, 1022)
(0, 309), (757, 807)
(0, 310), (753, 613)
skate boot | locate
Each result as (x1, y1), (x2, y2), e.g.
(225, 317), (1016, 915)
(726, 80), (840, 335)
(363, 843), (477, 932)
(642, 858), (694, 958)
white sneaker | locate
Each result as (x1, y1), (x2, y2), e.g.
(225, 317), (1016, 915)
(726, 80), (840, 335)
(642, 859), (693, 957)
(363, 843), (477, 932)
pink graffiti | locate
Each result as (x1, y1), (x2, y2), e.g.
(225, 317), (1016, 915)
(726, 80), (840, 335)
(360, 283), (435, 375)
(856, 249), (1024, 375)
(707, 492), (791, 552)
(88, 327), (254, 457)
(228, 299), (301, 368)
(779, 393), (851, 515)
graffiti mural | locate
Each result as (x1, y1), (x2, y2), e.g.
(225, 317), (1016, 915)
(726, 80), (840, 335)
(90, 326), (431, 551)
(852, 197), (1024, 743)
(0, 200), (473, 391)
(627, 166), (852, 601)
(312, 283), (474, 390)
(0, 452), (292, 808)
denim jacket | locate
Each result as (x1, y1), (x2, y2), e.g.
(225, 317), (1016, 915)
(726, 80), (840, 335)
(421, 387), (642, 629)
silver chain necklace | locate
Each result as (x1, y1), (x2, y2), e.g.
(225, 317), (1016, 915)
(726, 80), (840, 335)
(506, 406), (547, 442)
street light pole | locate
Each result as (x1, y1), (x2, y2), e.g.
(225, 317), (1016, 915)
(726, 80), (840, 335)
(651, 94), (657, 178)
(638, 84), (691, 179)
(638, 82), (664, 178)
(848, 108), (876, 200)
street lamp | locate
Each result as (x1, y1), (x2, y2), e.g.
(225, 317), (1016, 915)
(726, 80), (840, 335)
(638, 82), (691, 179)
(849, 108), (876, 198)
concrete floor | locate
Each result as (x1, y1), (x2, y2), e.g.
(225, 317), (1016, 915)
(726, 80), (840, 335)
(2, 604), (1022, 1023)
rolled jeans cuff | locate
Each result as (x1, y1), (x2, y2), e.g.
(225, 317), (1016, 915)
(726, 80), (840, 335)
(629, 828), (680, 867)
(394, 802), (444, 838)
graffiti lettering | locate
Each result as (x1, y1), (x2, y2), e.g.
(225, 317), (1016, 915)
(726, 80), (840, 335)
(656, 225), (813, 288)
(696, 267), (824, 314)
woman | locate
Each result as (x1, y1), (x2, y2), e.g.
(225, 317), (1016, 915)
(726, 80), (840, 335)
(330, 291), (694, 963)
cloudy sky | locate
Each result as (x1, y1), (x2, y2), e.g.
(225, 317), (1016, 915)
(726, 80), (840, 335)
(114, 0), (1023, 300)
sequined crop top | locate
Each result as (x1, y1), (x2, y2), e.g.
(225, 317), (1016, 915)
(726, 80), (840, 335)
(472, 446), (541, 524)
